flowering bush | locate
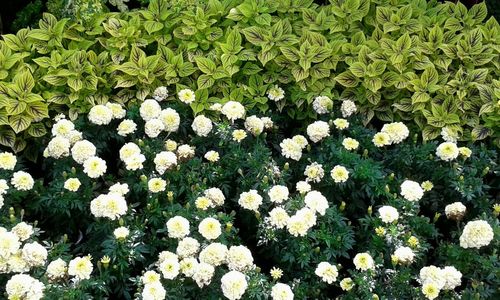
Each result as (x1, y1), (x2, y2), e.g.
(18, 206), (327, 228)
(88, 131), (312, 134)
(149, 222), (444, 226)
(0, 88), (498, 299)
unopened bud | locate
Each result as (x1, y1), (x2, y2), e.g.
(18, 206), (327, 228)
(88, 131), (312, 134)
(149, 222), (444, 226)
(340, 201), (346, 211)
(226, 222), (233, 232)
(368, 206), (372, 215)
(284, 163), (289, 171)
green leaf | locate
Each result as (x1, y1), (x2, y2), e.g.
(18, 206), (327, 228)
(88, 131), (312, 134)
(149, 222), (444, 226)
(258, 49), (278, 66)
(25, 102), (49, 120)
(376, 7), (392, 24)
(27, 123), (47, 137)
(197, 74), (215, 89)
(468, 2), (487, 24)
(280, 47), (299, 61)
(43, 75), (67, 86)
(471, 125), (491, 140)
(67, 78), (83, 91)
(5, 100), (27, 115)
(0, 129), (16, 147)
(412, 91), (430, 104)
(349, 62), (365, 77)
(130, 46), (146, 65)
(195, 57), (217, 75)
(364, 77), (382, 93)
(421, 67), (438, 86)
(291, 67), (309, 82)
(241, 27), (267, 45)
(144, 21), (164, 34)
(335, 71), (359, 87)
(178, 63), (197, 77)
(9, 114), (31, 133)
(366, 61), (386, 77)
(396, 33), (411, 51)
(15, 70), (35, 93)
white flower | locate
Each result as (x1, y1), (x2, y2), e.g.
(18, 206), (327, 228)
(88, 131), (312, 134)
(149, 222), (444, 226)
(381, 122), (409, 144)
(261, 117), (274, 129)
(21, 241), (48, 267)
(0, 179), (9, 195)
(296, 181), (311, 194)
(6, 274), (45, 300)
(441, 127), (458, 143)
(11, 171), (34, 191)
(166, 216), (190, 239)
(268, 185), (289, 204)
(330, 165), (349, 183)
(221, 271), (248, 300)
(192, 115), (213, 137)
(109, 183), (129, 196)
(52, 119), (75, 137)
(140, 99), (161, 121)
(312, 96), (333, 114)
(271, 283), (294, 300)
(436, 142), (459, 161)
(238, 190), (263, 211)
(145, 118), (165, 138)
(83, 156), (107, 178)
(176, 237), (200, 258)
(71, 140), (96, 164)
(159, 258), (180, 280)
(199, 242), (228, 266)
(142, 281), (166, 300)
(193, 262), (215, 288)
(304, 162), (324, 183)
(315, 262), (338, 284)
(106, 102), (126, 119)
(153, 86), (169, 101)
(113, 227), (130, 239)
(459, 220), (494, 249)
(340, 278), (354, 291)
(420, 266), (446, 289)
(400, 180), (424, 201)
(90, 193), (128, 220)
(304, 191), (329, 216)
(292, 135), (308, 149)
(46, 136), (71, 158)
(232, 130), (247, 142)
(372, 132), (391, 147)
(442, 266), (462, 290)
(177, 144), (195, 160)
(341, 99), (357, 117)
(88, 105), (113, 125)
(68, 256), (93, 281)
(11, 222), (34, 241)
(204, 187), (226, 206)
(267, 85), (285, 101)
(280, 138), (302, 161)
(0, 231), (20, 258)
(353, 252), (375, 271)
(142, 270), (161, 285)
(209, 103), (222, 111)
(148, 178), (167, 193)
(268, 207), (290, 229)
(378, 206), (399, 223)
(222, 101), (246, 121)
(0, 152), (16, 170)
(154, 151), (177, 175)
(180, 257), (198, 277)
(307, 121), (330, 143)
(198, 217), (222, 240)
(178, 89), (196, 104)
(119, 142), (141, 161)
(393, 246), (415, 264)
(445, 202), (466, 221)
(244, 115), (264, 136)
(458, 147), (472, 158)
(227, 245), (253, 271)
(333, 118), (349, 130)
(422, 282), (440, 300)
(204, 150), (220, 162)
(286, 214), (310, 237)
(342, 137), (359, 151)
(117, 119), (137, 136)
(46, 258), (67, 280)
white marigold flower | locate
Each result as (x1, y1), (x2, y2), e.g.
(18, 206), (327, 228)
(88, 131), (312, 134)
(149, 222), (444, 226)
(232, 130), (247, 142)
(304, 191), (329, 216)
(105, 102), (126, 119)
(227, 245), (254, 271)
(271, 283), (294, 300)
(267, 85), (285, 101)
(83, 156), (107, 178)
(192, 115), (213, 137)
(393, 246), (415, 264)
(0, 179), (9, 194)
(109, 183), (129, 196)
(421, 180), (434, 191)
(88, 105), (113, 125)
(315, 262), (338, 284)
(125, 154), (146, 171)
(372, 132), (391, 147)
(381, 122), (409, 144)
(142, 281), (166, 300)
(436, 142), (459, 161)
(296, 207), (317, 228)
(307, 121), (330, 143)
(177, 144), (195, 160)
(459, 220), (494, 249)
(330, 165), (349, 183)
(268, 185), (289, 204)
(261, 117), (274, 129)
(180, 257), (198, 277)
(340, 277), (354, 291)
(198, 217), (222, 240)
(119, 142), (141, 161)
(159, 258), (180, 280)
(441, 127), (458, 143)
(117, 119), (137, 136)
(178, 88), (196, 104)
(11, 222), (33, 241)
(0, 152), (17, 170)
(400, 180), (424, 201)
(71, 140), (96, 164)
(21, 241), (48, 267)
(244, 115), (264, 136)
(204, 150), (220, 162)
(292, 135), (308, 149)
(353, 252), (375, 271)
(196, 197), (211, 210)
(342, 137), (359, 151)
(442, 266), (462, 290)
(46, 136), (71, 158)
(295, 181), (311, 194)
(422, 282), (440, 300)
(46, 258), (67, 281)
(90, 193), (127, 220)
(153, 86), (169, 101)
(7, 250), (29, 273)
(268, 207), (290, 229)
(304, 162), (324, 183)
(6, 274), (45, 300)
(113, 227), (130, 239)
(157, 251), (178, 264)
(148, 178), (167, 193)
(11, 171), (34, 191)
(145, 118), (165, 138)
(199, 242), (228, 266)
(68, 255), (93, 281)
(193, 262), (215, 288)
(141, 270), (161, 285)
(140, 99), (161, 121)
(286, 214), (309, 237)
(445, 202), (466, 221)
(52, 119), (75, 137)
(221, 270), (248, 300)
(270, 267), (283, 280)
(458, 147), (472, 158)
(222, 101), (246, 122)
(280, 138), (302, 161)
(238, 190), (263, 211)
(378, 206), (399, 223)
(204, 187), (225, 206)
(176, 237), (200, 258)
(341, 99), (357, 117)
(209, 103), (222, 111)
(166, 216), (190, 239)
(420, 266), (446, 289)
(333, 118), (349, 130)
(154, 151), (177, 175)
(312, 96), (333, 114)
(0, 231), (20, 258)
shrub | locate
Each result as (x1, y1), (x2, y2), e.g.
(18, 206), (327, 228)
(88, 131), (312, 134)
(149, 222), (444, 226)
(0, 91), (498, 299)
(0, 0), (499, 157)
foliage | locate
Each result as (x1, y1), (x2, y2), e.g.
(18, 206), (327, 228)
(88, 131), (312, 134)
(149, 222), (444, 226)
(0, 0), (499, 157)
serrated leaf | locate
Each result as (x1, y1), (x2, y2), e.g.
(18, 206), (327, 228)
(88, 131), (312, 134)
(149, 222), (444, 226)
(335, 71), (359, 87)
(25, 102), (49, 120)
(195, 57), (217, 74)
(280, 47), (299, 61)
(9, 114), (31, 133)
(197, 74), (215, 89)
(27, 123), (47, 137)
(471, 125), (491, 140)
(468, 2), (487, 24)
(0, 129), (15, 147)
(5, 100), (27, 115)
(144, 21), (164, 34)
(258, 49), (278, 66)
(291, 67), (309, 82)
(241, 27), (266, 45)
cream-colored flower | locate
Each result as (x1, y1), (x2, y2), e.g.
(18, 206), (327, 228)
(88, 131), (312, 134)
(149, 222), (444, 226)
(88, 105), (113, 125)
(353, 252), (375, 271)
(192, 115), (213, 137)
(159, 108), (180, 132)
(204, 150), (220, 162)
(315, 262), (338, 284)
(11, 171), (34, 191)
(459, 220), (494, 249)
(140, 99), (161, 121)
(222, 101), (246, 121)
(11, 222), (34, 241)
(422, 282), (440, 300)
(436, 142), (459, 161)
(400, 180), (424, 201)
(166, 216), (190, 239)
(113, 227), (130, 239)
(0, 152), (16, 170)
(238, 190), (263, 211)
(268, 185), (289, 204)
(232, 130), (247, 142)
(271, 283), (294, 300)
(178, 89), (196, 104)
(64, 178), (81, 192)
(68, 255), (93, 281)
(221, 271), (248, 300)
(83, 156), (107, 178)
(330, 165), (349, 183)
(153, 86), (168, 101)
(333, 118), (349, 130)
(267, 85), (285, 101)
(307, 121), (330, 143)
(342, 137), (359, 150)
(198, 217), (222, 240)
(148, 178), (167, 193)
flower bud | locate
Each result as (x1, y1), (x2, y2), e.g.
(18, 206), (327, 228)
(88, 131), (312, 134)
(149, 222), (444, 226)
(368, 206), (372, 215)
(340, 201), (346, 211)
(167, 191), (174, 202)
(225, 222), (233, 232)
(284, 163), (289, 170)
